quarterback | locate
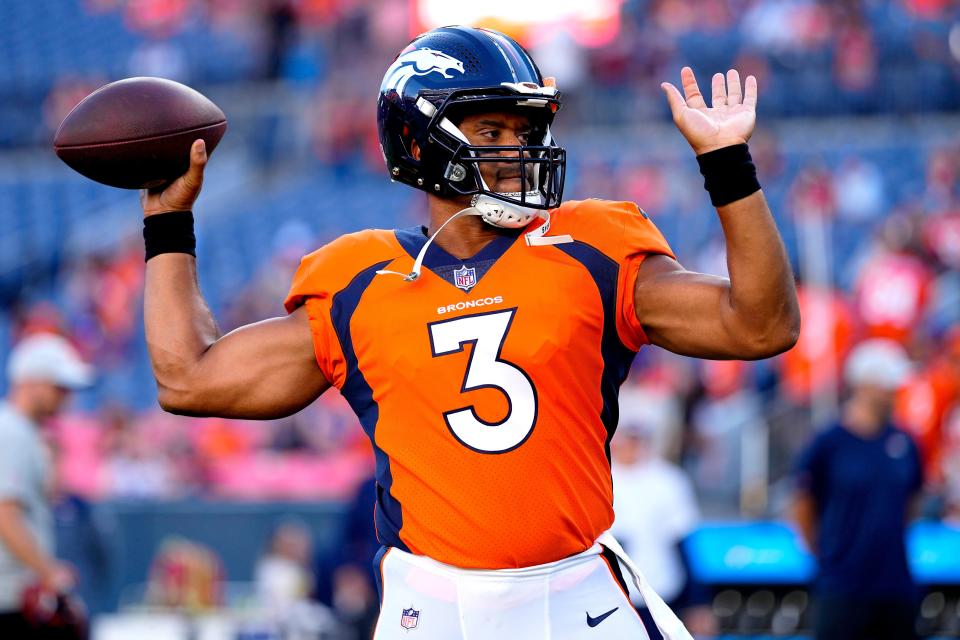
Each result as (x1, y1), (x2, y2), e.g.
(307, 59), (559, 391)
(139, 26), (799, 640)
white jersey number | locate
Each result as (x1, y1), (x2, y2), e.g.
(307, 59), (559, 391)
(428, 308), (537, 453)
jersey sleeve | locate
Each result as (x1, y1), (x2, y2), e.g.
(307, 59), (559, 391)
(552, 199), (675, 351)
(616, 202), (675, 351)
(794, 434), (828, 502)
(284, 248), (349, 388)
(283, 230), (402, 389)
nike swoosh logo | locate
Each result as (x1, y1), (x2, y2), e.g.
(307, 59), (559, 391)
(586, 607), (619, 627)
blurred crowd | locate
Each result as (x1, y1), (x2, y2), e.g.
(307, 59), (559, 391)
(5, 0), (958, 153)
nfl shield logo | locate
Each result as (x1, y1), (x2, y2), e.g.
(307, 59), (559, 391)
(453, 265), (476, 291)
(400, 607), (420, 629)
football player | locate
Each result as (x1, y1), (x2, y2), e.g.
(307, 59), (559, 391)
(139, 26), (799, 639)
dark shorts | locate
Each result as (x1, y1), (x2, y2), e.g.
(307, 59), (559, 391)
(815, 594), (918, 640)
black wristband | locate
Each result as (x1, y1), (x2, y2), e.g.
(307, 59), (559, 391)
(696, 143), (761, 207)
(143, 211), (196, 261)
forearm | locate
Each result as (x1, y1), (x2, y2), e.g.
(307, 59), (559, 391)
(144, 253), (221, 405)
(716, 190), (799, 354)
(791, 494), (819, 554)
(0, 504), (56, 576)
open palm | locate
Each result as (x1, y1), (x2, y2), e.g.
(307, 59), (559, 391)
(661, 67), (757, 156)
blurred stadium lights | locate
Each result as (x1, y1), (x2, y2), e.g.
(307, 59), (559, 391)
(412, 0), (624, 46)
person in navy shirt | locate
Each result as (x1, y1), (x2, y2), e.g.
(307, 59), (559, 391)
(793, 339), (924, 640)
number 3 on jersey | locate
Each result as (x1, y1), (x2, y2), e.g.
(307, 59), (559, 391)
(428, 308), (538, 453)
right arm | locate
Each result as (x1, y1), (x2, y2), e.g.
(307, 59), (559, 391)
(142, 140), (329, 419)
(791, 491), (818, 554)
(0, 501), (73, 591)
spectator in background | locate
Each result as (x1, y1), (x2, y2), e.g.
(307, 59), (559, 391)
(610, 389), (717, 639)
(314, 476), (379, 639)
(942, 406), (960, 522)
(255, 521), (315, 611)
(254, 522), (340, 638)
(853, 215), (933, 346)
(0, 334), (92, 636)
(792, 339), (923, 640)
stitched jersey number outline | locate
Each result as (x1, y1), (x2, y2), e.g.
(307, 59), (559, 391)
(427, 308), (538, 453)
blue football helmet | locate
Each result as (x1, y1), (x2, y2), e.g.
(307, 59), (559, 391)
(377, 26), (566, 228)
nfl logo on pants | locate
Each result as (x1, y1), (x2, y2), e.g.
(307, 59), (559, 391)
(401, 607), (420, 630)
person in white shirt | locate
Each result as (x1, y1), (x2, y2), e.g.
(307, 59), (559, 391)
(611, 388), (717, 639)
(0, 333), (92, 636)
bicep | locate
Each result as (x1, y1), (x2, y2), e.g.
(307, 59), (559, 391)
(633, 255), (746, 359)
(161, 305), (330, 419)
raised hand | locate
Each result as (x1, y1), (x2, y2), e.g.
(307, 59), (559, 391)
(661, 67), (757, 156)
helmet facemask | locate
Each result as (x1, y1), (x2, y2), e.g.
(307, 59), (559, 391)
(414, 85), (566, 228)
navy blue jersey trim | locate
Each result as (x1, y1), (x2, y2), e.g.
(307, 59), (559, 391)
(394, 226), (521, 293)
(330, 261), (409, 552)
(372, 546), (390, 605)
(556, 242), (636, 460)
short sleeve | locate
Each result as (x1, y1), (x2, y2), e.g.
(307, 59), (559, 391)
(615, 204), (675, 351)
(794, 434), (828, 502)
(283, 230), (401, 389)
(0, 431), (29, 504)
(284, 253), (349, 388)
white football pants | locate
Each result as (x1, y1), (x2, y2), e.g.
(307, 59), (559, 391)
(373, 534), (693, 640)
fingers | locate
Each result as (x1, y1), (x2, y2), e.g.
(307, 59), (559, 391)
(678, 67), (756, 109)
(660, 82), (686, 121)
(726, 69), (742, 106)
(744, 74), (758, 109)
(181, 138), (208, 190)
(711, 73), (726, 108)
(543, 76), (557, 89)
(680, 67), (707, 109)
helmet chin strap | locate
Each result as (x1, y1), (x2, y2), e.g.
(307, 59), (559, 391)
(376, 196), (572, 282)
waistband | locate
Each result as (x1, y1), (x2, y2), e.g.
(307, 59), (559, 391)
(381, 541), (605, 581)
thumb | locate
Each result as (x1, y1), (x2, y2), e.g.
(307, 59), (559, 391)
(660, 82), (685, 121)
(182, 138), (208, 189)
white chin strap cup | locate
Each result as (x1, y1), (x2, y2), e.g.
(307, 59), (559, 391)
(470, 193), (539, 229)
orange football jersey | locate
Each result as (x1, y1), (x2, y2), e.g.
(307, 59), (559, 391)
(284, 199), (674, 569)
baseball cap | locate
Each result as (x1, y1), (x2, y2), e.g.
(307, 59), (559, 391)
(7, 333), (94, 390)
(844, 338), (912, 391)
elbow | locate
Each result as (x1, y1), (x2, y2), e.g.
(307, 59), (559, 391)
(741, 313), (801, 360)
(157, 387), (196, 416)
(155, 374), (206, 417)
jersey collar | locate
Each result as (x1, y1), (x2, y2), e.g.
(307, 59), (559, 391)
(394, 225), (520, 271)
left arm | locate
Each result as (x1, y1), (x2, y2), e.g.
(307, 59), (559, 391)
(634, 68), (799, 359)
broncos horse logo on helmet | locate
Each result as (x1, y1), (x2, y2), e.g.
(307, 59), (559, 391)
(383, 48), (465, 95)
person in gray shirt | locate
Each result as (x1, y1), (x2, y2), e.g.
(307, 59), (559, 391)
(0, 333), (92, 635)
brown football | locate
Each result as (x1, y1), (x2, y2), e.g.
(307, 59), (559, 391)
(53, 77), (227, 190)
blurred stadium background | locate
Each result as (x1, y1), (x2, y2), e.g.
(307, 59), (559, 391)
(2, 0), (960, 638)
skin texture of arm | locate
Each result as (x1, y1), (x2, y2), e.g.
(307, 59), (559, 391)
(142, 141), (329, 419)
(635, 190), (798, 359)
(636, 68), (800, 359)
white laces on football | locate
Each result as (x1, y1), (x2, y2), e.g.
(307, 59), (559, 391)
(375, 206), (573, 282)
